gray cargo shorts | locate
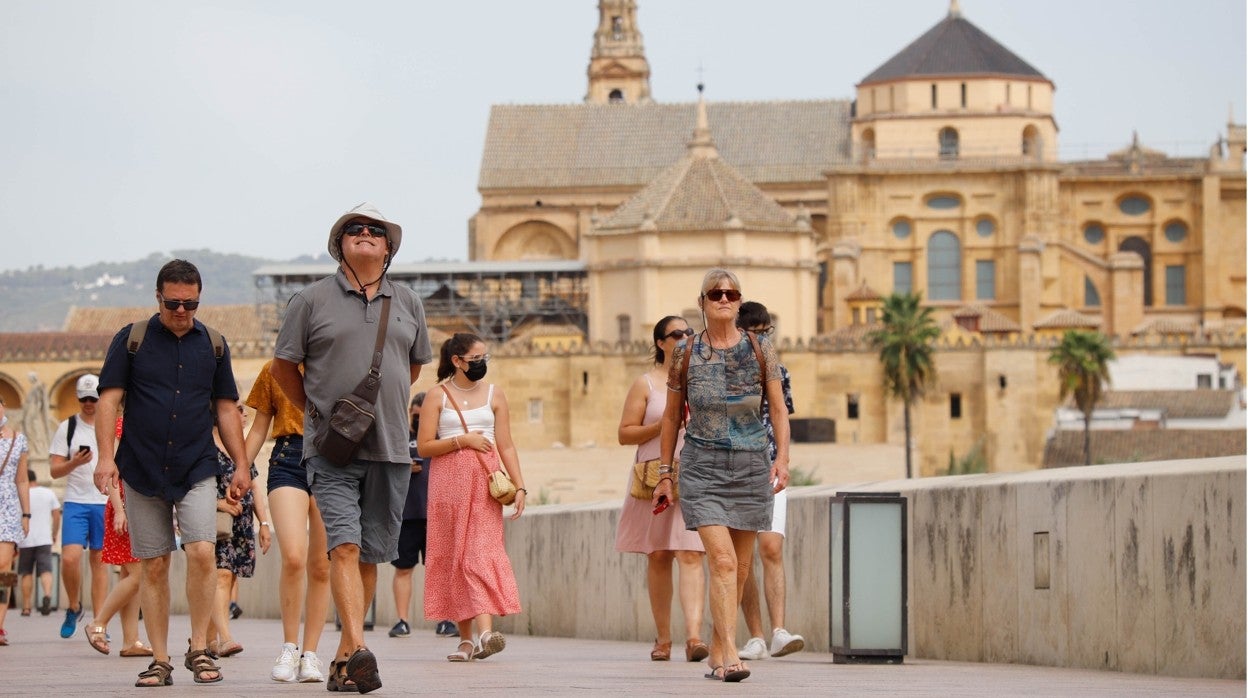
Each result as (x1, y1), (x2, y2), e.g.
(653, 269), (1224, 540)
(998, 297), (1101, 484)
(306, 455), (409, 564)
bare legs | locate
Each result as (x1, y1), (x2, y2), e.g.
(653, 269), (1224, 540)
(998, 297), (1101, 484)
(741, 532), (786, 638)
(0, 542), (15, 632)
(698, 525), (757, 671)
(88, 561), (144, 649)
(271, 487), (329, 653)
(392, 566), (413, 624)
(206, 568), (238, 651)
(329, 543), (376, 662)
(646, 550), (706, 644)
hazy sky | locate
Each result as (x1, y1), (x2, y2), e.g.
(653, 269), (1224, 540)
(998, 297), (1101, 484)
(0, 0), (1243, 273)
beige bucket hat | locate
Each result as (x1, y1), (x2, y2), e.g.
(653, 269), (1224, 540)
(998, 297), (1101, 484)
(327, 202), (403, 261)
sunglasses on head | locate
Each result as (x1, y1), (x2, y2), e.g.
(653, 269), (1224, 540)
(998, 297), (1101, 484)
(342, 223), (387, 238)
(705, 289), (742, 302)
(159, 296), (200, 311)
(663, 327), (694, 341)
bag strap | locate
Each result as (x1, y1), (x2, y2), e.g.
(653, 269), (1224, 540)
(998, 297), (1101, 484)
(67, 414), (77, 453)
(678, 331), (766, 426)
(439, 384), (497, 476)
(350, 296), (392, 403)
(0, 432), (17, 476)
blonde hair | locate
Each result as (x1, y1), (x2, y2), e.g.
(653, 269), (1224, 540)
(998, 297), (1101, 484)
(700, 268), (741, 296)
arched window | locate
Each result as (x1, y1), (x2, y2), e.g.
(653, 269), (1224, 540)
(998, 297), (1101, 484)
(1022, 125), (1040, 158)
(861, 128), (876, 162)
(1119, 236), (1153, 306)
(608, 89), (624, 103)
(616, 314), (631, 343)
(1084, 276), (1101, 307)
(927, 231), (961, 301)
(939, 127), (959, 159)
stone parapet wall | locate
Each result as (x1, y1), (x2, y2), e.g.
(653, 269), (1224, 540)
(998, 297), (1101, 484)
(198, 456), (1243, 680)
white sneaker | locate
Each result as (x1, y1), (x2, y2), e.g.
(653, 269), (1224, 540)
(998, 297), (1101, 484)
(297, 651), (325, 683)
(271, 643), (300, 682)
(770, 628), (805, 657)
(738, 636), (769, 660)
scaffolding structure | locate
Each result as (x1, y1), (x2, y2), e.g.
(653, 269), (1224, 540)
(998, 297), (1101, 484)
(253, 260), (588, 344)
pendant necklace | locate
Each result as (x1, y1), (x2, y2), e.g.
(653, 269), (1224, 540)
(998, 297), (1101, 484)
(446, 379), (477, 405)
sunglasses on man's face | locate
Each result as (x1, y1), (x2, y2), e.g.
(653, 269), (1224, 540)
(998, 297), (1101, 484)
(79, 397), (98, 404)
(342, 223), (387, 238)
(663, 327), (694, 341)
(705, 289), (742, 302)
(159, 297), (200, 311)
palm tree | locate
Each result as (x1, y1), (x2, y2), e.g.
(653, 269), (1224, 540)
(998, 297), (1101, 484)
(1048, 329), (1115, 465)
(868, 292), (940, 478)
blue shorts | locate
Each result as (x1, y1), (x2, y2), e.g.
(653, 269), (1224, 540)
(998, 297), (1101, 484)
(266, 435), (309, 494)
(62, 501), (105, 550)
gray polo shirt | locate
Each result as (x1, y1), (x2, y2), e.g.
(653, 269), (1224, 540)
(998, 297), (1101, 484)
(275, 269), (432, 464)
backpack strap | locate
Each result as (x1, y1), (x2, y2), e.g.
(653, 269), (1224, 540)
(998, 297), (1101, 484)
(127, 319), (224, 362)
(66, 414), (77, 453)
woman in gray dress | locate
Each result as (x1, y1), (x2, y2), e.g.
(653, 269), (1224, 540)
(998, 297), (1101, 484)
(653, 268), (790, 683)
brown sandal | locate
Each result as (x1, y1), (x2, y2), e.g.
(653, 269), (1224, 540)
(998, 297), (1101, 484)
(327, 660), (358, 692)
(184, 649), (222, 684)
(685, 638), (709, 662)
(650, 639), (671, 661)
(120, 641), (155, 657)
(135, 660), (174, 687)
(85, 624), (110, 654)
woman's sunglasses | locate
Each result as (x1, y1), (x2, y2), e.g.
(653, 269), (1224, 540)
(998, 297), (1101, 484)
(663, 327), (694, 341)
(704, 289), (742, 302)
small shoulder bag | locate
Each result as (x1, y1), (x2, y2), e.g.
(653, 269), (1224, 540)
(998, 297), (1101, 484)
(439, 384), (517, 505)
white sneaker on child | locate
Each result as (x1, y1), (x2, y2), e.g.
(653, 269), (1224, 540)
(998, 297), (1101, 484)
(738, 636), (769, 660)
(297, 651), (325, 682)
(271, 642), (300, 682)
(769, 628), (805, 657)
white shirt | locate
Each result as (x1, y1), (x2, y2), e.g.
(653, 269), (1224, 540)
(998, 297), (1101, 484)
(48, 413), (107, 505)
(20, 485), (60, 548)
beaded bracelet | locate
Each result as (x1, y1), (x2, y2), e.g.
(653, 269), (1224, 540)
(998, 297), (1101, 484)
(517, 488), (528, 495)
(452, 435), (461, 450)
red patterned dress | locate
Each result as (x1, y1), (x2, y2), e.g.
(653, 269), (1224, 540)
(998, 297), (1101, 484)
(102, 417), (138, 565)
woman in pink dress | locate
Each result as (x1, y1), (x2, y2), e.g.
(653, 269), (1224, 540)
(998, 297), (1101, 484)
(420, 333), (526, 662)
(614, 316), (707, 662)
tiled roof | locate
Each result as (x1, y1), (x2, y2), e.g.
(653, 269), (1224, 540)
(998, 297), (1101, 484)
(951, 304), (1021, 332)
(1084, 390), (1240, 420)
(1043, 428), (1245, 468)
(0, 332), (115, 361)
(822, 322), (880, 343)
(845, 282), (882, 302)
(63, 305), (270, 343)
(479, 100), (852, 190)
(860, 10), (1045, 85)
(1034, 309), (1102, 329)
(595, 149), (801, 233)
(1131, 317), (1198, 336)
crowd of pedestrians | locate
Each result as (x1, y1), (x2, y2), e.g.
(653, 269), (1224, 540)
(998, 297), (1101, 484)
(0, 201), (808, 690)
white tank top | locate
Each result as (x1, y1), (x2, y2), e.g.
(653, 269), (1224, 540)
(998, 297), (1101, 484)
(437, 383), (497, 444)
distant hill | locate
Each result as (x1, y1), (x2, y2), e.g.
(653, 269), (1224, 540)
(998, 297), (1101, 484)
(0, 250), (325, 332)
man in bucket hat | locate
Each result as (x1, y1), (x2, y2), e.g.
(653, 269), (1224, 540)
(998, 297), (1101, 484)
(271, 203), (432, 694)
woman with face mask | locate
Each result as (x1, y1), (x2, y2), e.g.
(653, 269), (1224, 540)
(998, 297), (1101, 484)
(418, 332), (526, 663)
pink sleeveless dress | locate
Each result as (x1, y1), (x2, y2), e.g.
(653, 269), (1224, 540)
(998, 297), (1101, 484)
(614, 375), (704, 554)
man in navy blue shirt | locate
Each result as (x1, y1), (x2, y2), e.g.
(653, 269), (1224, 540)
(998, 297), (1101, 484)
(93, 259), (251, 687)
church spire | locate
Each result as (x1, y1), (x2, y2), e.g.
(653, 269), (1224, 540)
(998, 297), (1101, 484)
(687, 83), (718, 159)
(585, 0), (653, 104)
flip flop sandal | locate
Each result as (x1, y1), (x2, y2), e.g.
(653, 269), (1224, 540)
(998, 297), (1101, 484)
(723, 663), (751, 682)
(120, 642), (155, 657)
(345, 647), (382, 694)
(85, 624), (110, 654)
(703, 665), (725, 680)
(184, 648), (223, 684)
(135, 660), (174, 687)
(19, 609), (30, 617)
(327, 661), (359, 693)
(447, 640), (475, 662)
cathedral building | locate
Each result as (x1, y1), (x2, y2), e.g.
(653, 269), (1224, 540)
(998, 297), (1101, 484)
(473, 0), (1246, 343)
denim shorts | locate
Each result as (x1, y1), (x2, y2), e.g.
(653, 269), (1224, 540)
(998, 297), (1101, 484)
(266, 435), (309, 494)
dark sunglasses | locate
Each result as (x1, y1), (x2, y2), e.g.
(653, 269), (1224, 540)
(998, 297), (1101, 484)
(78, 397), (98, 403)
(342, 223), (387, 238)
(663, 327), (694, 341)
(751, 325), (775, 336)
(159, 297), (200, 311)
(705, 289), (742, 302)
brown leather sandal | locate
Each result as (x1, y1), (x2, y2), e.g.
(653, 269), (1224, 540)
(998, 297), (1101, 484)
(135, 660), (174, 687)
(650, 639), (672, 661)
(184, 649), (223, 684)
(685, 638), (709, 662)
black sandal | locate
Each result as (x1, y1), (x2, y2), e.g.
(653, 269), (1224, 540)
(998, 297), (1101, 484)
(135, 660), (174, 687)
(184, 649), (223, 684)
(327, 660), (359, 693)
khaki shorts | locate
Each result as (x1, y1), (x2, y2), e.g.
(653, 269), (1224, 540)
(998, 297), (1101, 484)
(124, 476), (217, 559)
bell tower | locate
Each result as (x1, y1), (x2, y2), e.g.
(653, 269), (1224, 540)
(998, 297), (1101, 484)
(585, 0), (652, 104)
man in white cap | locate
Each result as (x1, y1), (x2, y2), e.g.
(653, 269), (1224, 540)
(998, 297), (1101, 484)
(48, 373), (108, 639)
(272, 203), (432, 694)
